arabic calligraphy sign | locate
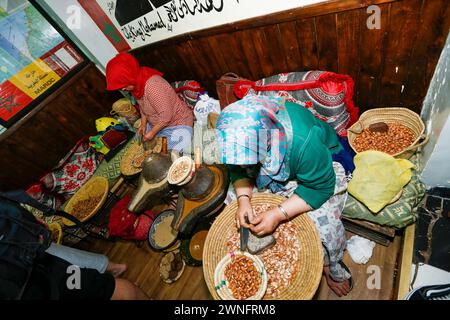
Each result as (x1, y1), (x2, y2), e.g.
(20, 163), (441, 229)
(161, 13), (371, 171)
(81, 0), (324, 50)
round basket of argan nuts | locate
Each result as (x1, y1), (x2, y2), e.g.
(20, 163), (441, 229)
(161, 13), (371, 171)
(214, 251), (267, 300)
(348, 107), (428, 159)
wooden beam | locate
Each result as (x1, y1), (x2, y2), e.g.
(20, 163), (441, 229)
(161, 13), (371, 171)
(396, 223), (415, 299)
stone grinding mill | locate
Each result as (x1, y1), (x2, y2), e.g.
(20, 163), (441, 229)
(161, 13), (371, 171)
(128, 142), (229, 237)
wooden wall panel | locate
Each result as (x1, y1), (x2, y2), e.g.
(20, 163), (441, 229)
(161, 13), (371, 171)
(252, 28), (277, 79)
(296, 18), (320, 70)
(0, 64), (120, 190)
(131, 0), (449, 115)
(378, 0), (422, 108)
(262, 24), (289, 74)
(336, 10), (360, 104)
(234, 29), (265, 80)
(316, 14), (339, 72)
(278, 22), (303, 72)
(401, 0), (450, 107)
(357, 3), (391, 113)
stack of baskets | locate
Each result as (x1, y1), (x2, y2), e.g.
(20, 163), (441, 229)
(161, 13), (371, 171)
(347, 107), (428, 159)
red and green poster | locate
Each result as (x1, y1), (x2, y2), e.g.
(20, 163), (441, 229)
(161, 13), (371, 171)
(0, 1), (84, 127)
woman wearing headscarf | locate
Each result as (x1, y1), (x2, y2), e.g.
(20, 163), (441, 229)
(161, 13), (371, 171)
(106, 52), (194, 153)
(216, 95), (353, 297)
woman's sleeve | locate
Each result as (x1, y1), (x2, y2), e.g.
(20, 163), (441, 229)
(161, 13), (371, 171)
(143, 76), (175, 127)
(293, 130), (336, 210)
(228, 165), (251, 184)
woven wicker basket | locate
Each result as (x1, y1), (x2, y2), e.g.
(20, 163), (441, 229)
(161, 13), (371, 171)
(214, 251), (268, 300)
(348, 107), (428, 159)
(111, 98), (139, 124)
(48, 222), (63, 244)
(62, 176), (109, 226)
(203, 193), (323, 300)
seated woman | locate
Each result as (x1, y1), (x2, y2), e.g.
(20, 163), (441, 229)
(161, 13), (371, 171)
(23, 243), (149, 300)
(106, 53), (194, 153)
(216, 95), (353, 297)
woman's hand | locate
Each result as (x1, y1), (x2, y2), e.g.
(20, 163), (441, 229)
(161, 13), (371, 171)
(138, 123), (146, 137)
(143, 131), (155, 142)
(249, 195), (312, 236)
(236, 196), (253, 228)
(143, 123), (164, 142)
(249, 208), (284, 236)
(138, 114), (147, 137)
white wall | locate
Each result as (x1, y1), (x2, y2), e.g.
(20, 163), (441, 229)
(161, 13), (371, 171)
(42, 0), (118, 71)
(420, 33), (450, 188)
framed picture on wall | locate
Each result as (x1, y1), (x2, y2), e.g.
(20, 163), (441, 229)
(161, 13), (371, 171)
(0, 0), (88, 128)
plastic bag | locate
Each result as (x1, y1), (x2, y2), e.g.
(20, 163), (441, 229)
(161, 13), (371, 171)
(194, 93), (221, 125)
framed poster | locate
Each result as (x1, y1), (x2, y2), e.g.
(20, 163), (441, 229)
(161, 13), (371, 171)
(0, 0), (87, 127)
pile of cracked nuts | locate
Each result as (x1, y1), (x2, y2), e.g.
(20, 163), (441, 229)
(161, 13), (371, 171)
(353, 122), (415, 155)
(224, 255), (261, 300)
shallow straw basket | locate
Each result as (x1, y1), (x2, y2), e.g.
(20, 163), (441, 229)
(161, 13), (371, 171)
(120, 142), (145, 176)
(347, 107), (428, 159)
(203, 193), (323, 300)
(62, 176), (109, 226)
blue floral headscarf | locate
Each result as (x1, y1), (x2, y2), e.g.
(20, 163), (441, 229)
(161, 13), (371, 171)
(216, 95), (293, 191)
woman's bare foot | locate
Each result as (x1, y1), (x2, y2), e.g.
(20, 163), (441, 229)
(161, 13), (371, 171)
(323, 265), (352, 297)
(107, 262), (128, 278)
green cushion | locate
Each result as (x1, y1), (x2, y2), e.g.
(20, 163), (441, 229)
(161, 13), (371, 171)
(92, 138), (135, 185)
(343, 155), (425, 229)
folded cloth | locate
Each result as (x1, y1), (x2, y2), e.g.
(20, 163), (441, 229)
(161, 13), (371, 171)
(347, 235), (376, 264)
(348, 151), (414, 213)
(332, 136), (356, 176)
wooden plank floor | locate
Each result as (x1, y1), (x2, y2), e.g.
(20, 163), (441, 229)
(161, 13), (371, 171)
(83, 230), (401, 300)
(315, 231), (401, 300)
(84, 239), (212, 300)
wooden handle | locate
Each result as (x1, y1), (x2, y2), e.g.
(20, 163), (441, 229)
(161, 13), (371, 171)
(222, 72), (240, 79)
(110, 176), (124, 194)
(194, 146), (202, 169)
(161, 137), (168, 155)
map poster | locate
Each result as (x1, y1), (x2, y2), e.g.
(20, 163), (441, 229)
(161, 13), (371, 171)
(0, 1), (84, 127)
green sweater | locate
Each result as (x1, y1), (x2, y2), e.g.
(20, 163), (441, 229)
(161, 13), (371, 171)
(229, 101), (342, 209)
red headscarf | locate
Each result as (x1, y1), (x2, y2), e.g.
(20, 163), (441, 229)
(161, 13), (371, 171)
(106, 52), (163, 99)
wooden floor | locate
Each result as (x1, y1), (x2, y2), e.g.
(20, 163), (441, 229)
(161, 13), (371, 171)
(83, 230), (401, 300)
(315, 232), (401, 300)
